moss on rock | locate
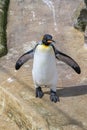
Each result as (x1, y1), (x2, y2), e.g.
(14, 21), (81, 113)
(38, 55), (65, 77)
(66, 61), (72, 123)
(73, 0), (87, 32)
(0, 0), (10, 57)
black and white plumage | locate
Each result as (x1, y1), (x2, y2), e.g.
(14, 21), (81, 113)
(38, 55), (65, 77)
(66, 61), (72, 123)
(15, 44), (81, 74)
(15, 34), (81, 103)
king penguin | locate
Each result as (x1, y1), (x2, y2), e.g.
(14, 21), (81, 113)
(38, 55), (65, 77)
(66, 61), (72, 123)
(15, 34), (81, 103)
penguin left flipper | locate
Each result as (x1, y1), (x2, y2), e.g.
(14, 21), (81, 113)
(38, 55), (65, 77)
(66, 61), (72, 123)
(15, 49), (34, 70)
(55, 49), (81, 74)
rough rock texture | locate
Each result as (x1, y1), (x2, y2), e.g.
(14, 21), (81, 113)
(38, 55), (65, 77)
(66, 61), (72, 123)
(0, 0), (9, 57)
(73, 0), (87, 46)
(0, 0), (87, 130)
(84, 26), (87, 46)
(0, 113), (20, 130)
(73, 0), (86, 31)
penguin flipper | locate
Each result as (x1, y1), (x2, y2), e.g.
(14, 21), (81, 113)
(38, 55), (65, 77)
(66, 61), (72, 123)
(15, 49), (34, 70)
(55, 50), (81, 74)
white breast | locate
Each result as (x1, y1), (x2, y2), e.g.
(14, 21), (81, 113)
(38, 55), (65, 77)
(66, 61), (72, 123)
(32, 45), (58, 86)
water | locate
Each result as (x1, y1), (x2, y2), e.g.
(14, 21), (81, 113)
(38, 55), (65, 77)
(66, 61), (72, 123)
(42, 0), (58, 31)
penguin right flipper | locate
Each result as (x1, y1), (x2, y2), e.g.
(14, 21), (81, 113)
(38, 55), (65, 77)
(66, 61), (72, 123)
(15, 49), (34, 70)
(54, 49), (81, 74)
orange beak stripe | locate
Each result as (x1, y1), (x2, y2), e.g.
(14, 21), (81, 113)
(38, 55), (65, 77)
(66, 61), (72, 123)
(47, 40), (53, 43)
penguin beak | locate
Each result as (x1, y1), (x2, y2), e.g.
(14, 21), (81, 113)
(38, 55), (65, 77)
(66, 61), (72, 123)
(47, 40), (55, 43)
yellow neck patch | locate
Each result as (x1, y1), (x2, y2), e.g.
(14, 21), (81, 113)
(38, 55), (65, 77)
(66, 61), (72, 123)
(37, 44), (51, 52)
(41, 44), (49, 48)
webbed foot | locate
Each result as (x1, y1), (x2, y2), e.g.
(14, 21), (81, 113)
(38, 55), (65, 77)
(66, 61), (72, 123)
(36, 87), (44, 98)
(50, 90), (60, 103)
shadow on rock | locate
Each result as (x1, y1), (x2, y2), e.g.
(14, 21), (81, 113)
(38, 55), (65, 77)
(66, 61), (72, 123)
(57, 85), (87, 97)
(45, 85), (87, 97)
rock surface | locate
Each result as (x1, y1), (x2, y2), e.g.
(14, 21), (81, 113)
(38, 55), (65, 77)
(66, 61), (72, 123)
(73, 0), (87, 45)
(0, 0), (87, 130)
(73, 0), (86, 31)
(0, 113), (20, 130)
(0, 0), (9, 57)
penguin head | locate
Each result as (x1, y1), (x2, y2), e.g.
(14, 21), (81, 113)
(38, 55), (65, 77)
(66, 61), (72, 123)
(42, 34), (55, 46)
